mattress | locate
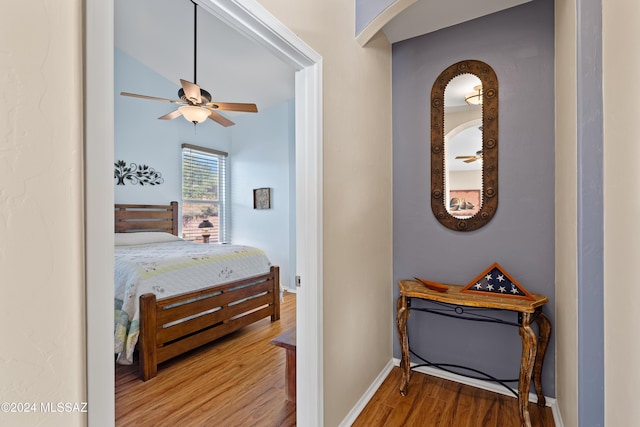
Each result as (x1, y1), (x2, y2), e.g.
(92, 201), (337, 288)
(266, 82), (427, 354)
(114, 232), (271, 365)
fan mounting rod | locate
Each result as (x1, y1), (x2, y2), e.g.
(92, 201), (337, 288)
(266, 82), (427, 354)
(181, 1), (212, 104)
(191, 0), (198, 85)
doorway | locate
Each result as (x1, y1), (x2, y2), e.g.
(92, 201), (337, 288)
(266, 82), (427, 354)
(85, 0), (323, 424)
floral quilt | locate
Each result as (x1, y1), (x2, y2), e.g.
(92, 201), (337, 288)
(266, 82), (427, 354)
(114, 240), (271, 365)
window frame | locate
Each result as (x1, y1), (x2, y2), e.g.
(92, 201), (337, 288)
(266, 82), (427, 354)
(181, 143), (229, 243)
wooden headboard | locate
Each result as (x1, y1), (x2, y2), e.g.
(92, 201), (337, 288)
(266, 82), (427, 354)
(115, 201), (179, 236)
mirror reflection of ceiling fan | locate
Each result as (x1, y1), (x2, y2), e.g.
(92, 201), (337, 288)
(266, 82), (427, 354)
(455, 150), (483, 163)
(120, 1), (257, 127)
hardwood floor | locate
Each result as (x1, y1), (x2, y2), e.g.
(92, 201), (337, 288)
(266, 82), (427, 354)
(116, 292), (555, 427)
(115, 291), (297, 427)
(353, 367), (555, 427)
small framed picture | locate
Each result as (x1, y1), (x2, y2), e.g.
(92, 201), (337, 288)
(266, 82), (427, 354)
(253, 187), (271, 209)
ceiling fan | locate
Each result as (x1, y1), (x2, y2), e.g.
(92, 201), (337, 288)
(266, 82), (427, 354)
(120, 1), (257, 127)
(455, 150), (483, 163)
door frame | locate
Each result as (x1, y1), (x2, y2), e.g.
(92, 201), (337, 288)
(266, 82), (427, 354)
(85, 0), (323, 424)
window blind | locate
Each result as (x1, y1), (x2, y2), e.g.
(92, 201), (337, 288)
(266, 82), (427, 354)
(181, 144), (228, 243)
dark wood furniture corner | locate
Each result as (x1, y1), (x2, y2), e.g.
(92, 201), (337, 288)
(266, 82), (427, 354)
(396, 279), (551, 427)
(270, 327), (296, 403)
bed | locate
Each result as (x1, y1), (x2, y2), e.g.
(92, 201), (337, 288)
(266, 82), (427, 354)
(114, 201), (280, 381)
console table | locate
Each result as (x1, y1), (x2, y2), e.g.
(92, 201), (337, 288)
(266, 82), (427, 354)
(396, 279), (551, 427)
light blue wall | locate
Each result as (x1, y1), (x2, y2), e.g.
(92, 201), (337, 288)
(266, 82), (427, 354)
(230, 100), (296, 290)
(115, 49), (295, 289)
(392, 0), (556, 395)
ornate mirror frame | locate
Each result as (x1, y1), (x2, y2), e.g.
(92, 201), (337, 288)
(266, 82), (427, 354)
(431, 60), (498, 231)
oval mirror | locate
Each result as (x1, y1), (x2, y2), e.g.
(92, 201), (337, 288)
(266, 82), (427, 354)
(431, 60), (498, 231)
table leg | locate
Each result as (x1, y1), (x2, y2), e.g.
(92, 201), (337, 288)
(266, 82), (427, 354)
(396, 294), (411, 396)
(284, 348), (296, 403)
(518, 312), (537, 427)
(533, 311), (551, 407)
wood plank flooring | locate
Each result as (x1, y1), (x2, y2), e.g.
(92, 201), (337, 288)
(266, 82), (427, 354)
(116, 292), (555, 426)
(353, 367), (555, 427)
(115, 291), (297, 427)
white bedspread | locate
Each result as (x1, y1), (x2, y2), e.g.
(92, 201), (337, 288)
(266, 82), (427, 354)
(114, 239), (271, 365)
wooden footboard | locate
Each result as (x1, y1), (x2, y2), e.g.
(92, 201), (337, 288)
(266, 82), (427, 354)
(138, 265), (280, 381)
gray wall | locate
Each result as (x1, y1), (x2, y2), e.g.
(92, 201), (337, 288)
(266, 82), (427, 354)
(355, 0), (393, 35)
(576, 0), (604, 421)
(392, 0), (556, 395)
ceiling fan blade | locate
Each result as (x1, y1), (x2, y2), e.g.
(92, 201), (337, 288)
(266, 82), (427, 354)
(158, 109), (183, 120)
(207, 110), (235, 127)
(180, 79), (202, 104)
(120, 92), (180, 104)
(464, 158), (477, 163)
(455, 155), (475, 159)
(206, 102), (258, 113)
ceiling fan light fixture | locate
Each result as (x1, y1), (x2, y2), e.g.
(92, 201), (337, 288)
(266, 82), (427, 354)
(119, 2), (256, 127)
(465, 85), (483, 105)
(179, 105), (210, 124)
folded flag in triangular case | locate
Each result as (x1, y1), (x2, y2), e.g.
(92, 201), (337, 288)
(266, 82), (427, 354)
(461, 262), (534, 300)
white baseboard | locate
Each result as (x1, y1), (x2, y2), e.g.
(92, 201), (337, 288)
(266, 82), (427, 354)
(335, 357), (564, 427)
(551, 401), (564, 427)
(391, 358), (564, 427)
(338, 359), (395, 427)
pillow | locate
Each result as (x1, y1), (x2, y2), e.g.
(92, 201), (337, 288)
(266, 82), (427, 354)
(114, 232), (182, 246)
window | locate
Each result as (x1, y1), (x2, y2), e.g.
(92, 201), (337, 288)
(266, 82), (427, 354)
(181, 144), (228, 243)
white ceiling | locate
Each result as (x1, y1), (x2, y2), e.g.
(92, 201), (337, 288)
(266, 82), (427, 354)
(444, 74), (483, 171)
(382, 0), (531, 44)
(445, 74), (481, 110)
(115, 0), (530, 116)
(115, 0), (296, 113)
